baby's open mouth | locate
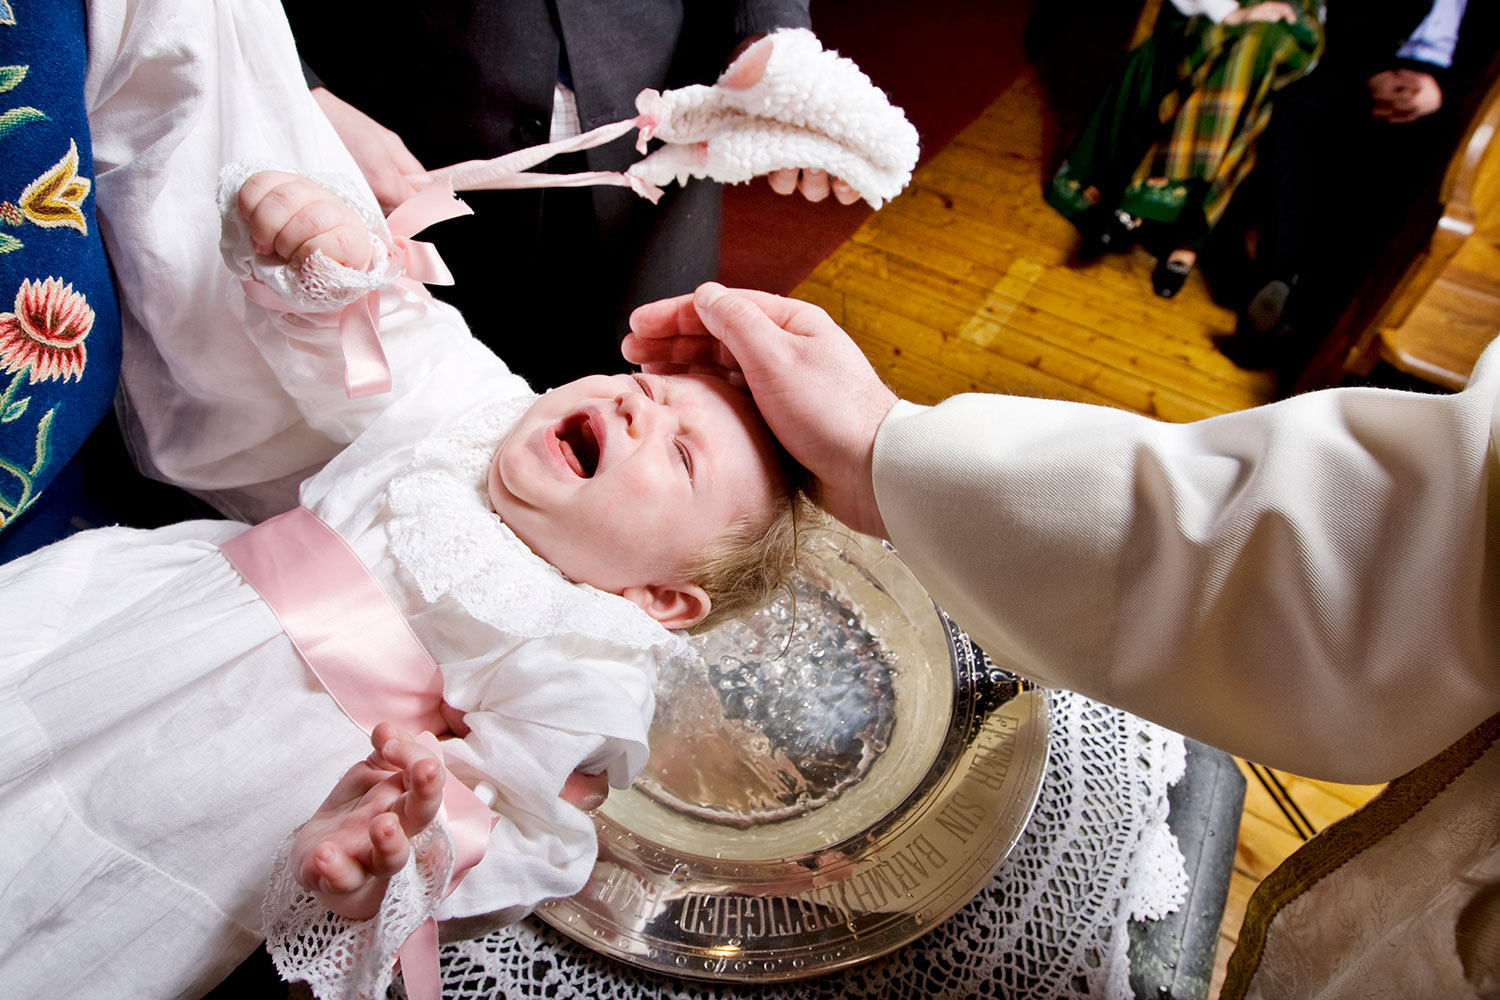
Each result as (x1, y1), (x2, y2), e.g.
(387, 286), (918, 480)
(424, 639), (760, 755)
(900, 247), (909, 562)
(557, 414), (600, 478)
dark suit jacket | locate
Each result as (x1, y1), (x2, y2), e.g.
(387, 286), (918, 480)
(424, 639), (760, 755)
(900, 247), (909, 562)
(284, 1), (811, 387)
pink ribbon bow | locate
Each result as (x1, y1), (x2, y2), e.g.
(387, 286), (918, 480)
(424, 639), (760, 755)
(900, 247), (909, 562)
(237, 182), (473, 401)
(338, 183), (474, 399)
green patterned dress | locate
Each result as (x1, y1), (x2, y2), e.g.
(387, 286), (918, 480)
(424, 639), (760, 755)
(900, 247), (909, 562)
(1046, 0), (1324, 248)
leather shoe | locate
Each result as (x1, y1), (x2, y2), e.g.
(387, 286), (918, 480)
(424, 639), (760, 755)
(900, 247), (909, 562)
(1239, 278), (1292, 337)
(1077, 209), (1137, 260)
(1152, 257), (1192, 298)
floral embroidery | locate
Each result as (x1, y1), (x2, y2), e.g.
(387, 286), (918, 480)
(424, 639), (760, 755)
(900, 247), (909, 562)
(14, 138), (89, 233)
(0, 401), (51, 528)
(0, 278), (92, 527)
(0, 276), (93, 384)
(1, 60), (53, 255)
(0, 4), (117, 539)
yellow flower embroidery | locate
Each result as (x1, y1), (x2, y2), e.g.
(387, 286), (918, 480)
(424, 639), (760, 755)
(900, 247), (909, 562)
(18, 139), (90, 234)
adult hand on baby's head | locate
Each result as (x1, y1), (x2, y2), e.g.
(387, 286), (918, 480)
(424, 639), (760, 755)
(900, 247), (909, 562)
(719, 36), (863, 207)
(237, 170), (375, 272)
(625, 283), (896, 538)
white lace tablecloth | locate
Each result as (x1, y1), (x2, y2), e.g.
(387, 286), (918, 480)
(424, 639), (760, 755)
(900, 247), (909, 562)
(417, 690), (1188, 1000)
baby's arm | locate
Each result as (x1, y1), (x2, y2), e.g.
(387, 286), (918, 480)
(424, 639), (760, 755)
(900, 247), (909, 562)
(217, 164), (494, 485)
(291, 723), (445, 921)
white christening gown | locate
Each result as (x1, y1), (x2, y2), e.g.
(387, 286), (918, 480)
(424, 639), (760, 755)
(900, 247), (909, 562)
(0, 168), (686, 1000)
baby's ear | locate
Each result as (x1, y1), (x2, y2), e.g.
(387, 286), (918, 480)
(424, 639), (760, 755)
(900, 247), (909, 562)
(621, 582), (711, 631)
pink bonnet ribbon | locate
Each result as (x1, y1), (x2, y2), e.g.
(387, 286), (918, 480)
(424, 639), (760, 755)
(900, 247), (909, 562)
(425, 110), (666, 204)
(221, 506), (493, 1000)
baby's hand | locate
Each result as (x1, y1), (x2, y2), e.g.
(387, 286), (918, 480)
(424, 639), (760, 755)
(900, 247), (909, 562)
(238, 170), (376, 271)
(292, 723), (446, 921)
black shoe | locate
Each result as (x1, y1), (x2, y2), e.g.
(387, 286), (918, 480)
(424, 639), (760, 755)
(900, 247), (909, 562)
(1152, 257), (1192, 298)
(1217, 277), (1297, 369)
(1239, 278), (1293, 338)
(1077, 209), (1139, 261)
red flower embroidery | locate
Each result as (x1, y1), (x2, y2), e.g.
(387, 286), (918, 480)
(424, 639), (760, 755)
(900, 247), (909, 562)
(0, 277), (93, 383)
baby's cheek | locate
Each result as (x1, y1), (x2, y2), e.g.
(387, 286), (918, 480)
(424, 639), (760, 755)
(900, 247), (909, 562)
(600, 484), (667, 542)
(617, 469), (670, 506)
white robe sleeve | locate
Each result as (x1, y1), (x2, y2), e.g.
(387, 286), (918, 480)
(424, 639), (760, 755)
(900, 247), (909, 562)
(434, 636), (657, 921)
(83, 0), (407, 521)
(872, 342), (1500, 784)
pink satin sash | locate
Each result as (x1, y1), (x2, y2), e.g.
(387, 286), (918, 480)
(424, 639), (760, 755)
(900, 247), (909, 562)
(221, 505), (494, 1000)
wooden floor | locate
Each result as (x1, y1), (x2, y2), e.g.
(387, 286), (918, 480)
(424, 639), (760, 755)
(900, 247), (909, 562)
(787, 68), (1386, 995)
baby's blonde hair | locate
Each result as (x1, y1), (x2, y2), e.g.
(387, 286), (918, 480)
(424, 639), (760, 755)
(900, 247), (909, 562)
(687, 452), (816, 635)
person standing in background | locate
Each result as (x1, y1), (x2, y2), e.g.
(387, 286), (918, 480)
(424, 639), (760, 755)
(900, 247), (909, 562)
(1046, 0), (1322, 300)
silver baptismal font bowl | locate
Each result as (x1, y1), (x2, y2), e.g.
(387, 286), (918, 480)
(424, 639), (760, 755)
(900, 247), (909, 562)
(537, 530), (1050, 981)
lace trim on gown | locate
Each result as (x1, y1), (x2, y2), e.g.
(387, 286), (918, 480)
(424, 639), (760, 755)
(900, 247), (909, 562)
(264, 824), (455, 1000)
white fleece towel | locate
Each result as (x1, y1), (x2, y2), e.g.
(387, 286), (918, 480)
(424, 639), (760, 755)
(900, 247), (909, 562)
(629, 28), (920, 209)
(427, 29), (920, 211)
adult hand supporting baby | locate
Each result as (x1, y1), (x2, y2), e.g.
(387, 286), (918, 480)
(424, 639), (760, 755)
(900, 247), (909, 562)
(624, 282), (896, 538)
(311, 86), (430, 213)
(561, 770), (609, 812)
